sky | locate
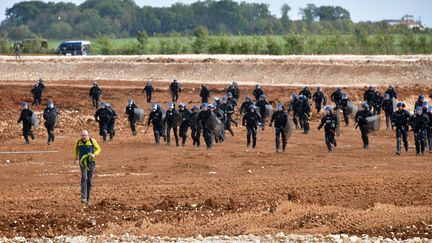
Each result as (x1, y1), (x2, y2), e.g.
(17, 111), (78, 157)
(0, 0), (431, 27)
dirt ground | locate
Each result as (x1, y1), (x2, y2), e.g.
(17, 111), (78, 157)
(0, 77), (432, 240)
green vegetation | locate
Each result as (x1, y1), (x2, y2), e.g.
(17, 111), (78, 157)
(0, 0), (430, 55)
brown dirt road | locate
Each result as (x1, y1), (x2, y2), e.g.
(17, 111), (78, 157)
(0, 56), (432, 239)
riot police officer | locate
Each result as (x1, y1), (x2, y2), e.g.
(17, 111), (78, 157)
(190, 105), (201, 147)
(242, 105), (261, 149)
(147, 104), (164, 144)
(200, 84), (210, 104)
(411, 106), (430, 156)
(252, 84), (264, 102)
(382, 93), (394, 130)
(340, 93), (351, 127)
(169, 79), (181, 103)
(142, 81), (154, 103)
(240, 96), (254, 115)
(312, 87), (326, 113)
(17, 102), (35, 144)
(164, 102), (180, 146)
(270, 103), (288, 153)
(299, 95), (311, 134)
(318, 106), (338, 152)
(179, 103), (192, 146)
(89, 81), (102, 109)
(125, 99), (139, 136)
(43, 100), (58, 145)
(220, 96), (235, 136)
(94, 102), (113, 143)
(255, 94), (269, 130)
(354, 102), (373, 149)
(197, 103), (213, 149)
(391, 102), (410, 155)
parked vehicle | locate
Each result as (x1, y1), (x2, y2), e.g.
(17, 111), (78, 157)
(56, 40), (91, 56)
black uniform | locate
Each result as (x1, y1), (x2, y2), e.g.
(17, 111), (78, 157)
(43, 107), (58, 144)
(17, 109), (34, 144)
(363, 88), (376, 110)
(331, 89), (343, 109)
(312, 90), (326, 113)
(255, 100), (269, 129)
(142, 84), (154, 103)
(414, 99), (424, 110)
(411, 113), (430, 155)
(197, 109), (213, 149)
(106, 106), (117, 141)
(213, 108), (226, 143)
(179, 108), (192, 146)
(354, 110), (373, 148)
(240, 100), (254, 115)
(227, 85), (240, 101)
(299, 100), (311, 134)
(391, 109), (410, 154)
(373, 93), (384, 115)
(190, 110), (201, 147)
(270, 110), (289, 152)
(242, 111), (261, 148)
(340, 98), (351, 126)
(252, 88), (264, 101)
(125, 103), (139, 135)
(200, 85), (210, 104)
(220, 102), (235, 136)
(169, 81), (181, 103)
(318, 113), (338, 152)
(89, 85), (102, 108)
(382, 98), (394, 129)
(31, 84), (43, 106)
(385, 88), (398, 99)
(94, 107), (113, 142)
(299, 87), (312, 100)
(164, 108), (180, 146)
(288, 98), (301, 129)
(147, 109), (164, 144)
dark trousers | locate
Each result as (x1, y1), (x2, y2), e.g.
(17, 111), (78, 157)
(191, 126), (200, 147)
(315, 102), (322, 113)
(275, 127), (287, 151)
(172, 93), (179, 103)
(180, 123), (189, 145)
(80, 162), (95, 201)
(33, 95), (41, 106)
(99, 121), (109, 141)
(325, 131), (336, 151)
(396, 127), (408, 152)
(108, 120), (115, 140)
(414, 130), (426, 154)
(22, 122), (33, 143)
(146, 93), (152, 103)
(385, 112), (393, 129)
(201, 97), (209, 104)
(293, 112), (300, 129)
(129, 118), (136, 134)
(45, 122), (55, 144)
(166, 124), (179, 146)
(92, 97), (99, 108)
(246, 126), (257, 148)
(152, 124), (162, 144)
(202, 127), (212, 149)
(301, 114), (310, 133)
(342, 109), (349, 126)
(225, 116), (234, 136)
(360, 126), (369, 147)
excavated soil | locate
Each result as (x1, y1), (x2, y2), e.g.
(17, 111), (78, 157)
(0, 56), (432, 240)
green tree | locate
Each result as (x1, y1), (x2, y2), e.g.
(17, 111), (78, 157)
(192, 25), (209, 54)
(94, 33), (114, 55)
(284, 34), (303, 54)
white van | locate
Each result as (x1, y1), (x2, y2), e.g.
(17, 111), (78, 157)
(57, 40), (91, 56)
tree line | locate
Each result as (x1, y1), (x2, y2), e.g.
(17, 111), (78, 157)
(0, 0), (429, 40)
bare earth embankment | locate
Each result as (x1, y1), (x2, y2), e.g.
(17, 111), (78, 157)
(0, 55), (431, 242)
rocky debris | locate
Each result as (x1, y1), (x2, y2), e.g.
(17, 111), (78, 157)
(1, 233), (431, 242)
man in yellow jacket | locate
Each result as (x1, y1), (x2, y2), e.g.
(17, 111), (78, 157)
(74, 130), (101, 204)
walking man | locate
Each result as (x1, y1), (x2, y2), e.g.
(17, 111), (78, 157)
(43, 100), (58, 145)
(17, 102), (35, 144)
(89, 81), (102, 109)
(74, 130), (101, 204)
